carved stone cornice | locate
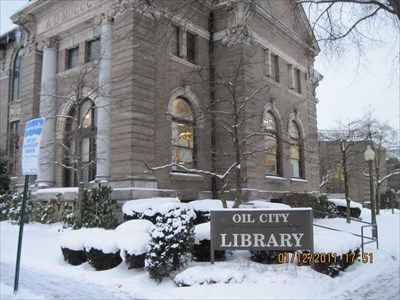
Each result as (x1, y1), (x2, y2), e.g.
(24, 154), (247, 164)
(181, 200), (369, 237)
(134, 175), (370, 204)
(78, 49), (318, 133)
(20, 37), (39, 56)
(37, 37), (59, 51)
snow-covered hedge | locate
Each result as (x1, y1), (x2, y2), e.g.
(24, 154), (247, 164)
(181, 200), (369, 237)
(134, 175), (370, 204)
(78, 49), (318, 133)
(59, 228), (105, 265)
(0, 192), (33, 223)
(122, 197), (182, 223)
(192, 222), (225, 262)
(188, 199), (233, 225)
(84, 230), (122, 270)
(175, 266), (245, 286)
(115, 219), (153, 234)
(328, 198), (362, 219)
(117, 232), (151, 269)
(145, 207), (195, 282)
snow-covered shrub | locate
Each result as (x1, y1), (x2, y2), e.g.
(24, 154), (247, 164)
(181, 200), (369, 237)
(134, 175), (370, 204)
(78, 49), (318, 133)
(328, 198), (362, 219)
(188, 199), (233, 225)
(84, 230), (122, 270)
(0, 191), (33, 223)
(33, 198), (61, 224)
(314, 195), (338, 219)
(60, 228), (104, 265)
(145, 207), (195, 282)
(281, 193), (319, 209)
(249, 250), (283, 264)
(0, 154), (10, 195)
(122, 197), (180, 223)
(380, 190), (398, 209)
(117, 232), (151, 269)
(115, 219), (153, 234)
(61, 202), (76, 228)
(191, 222), (225, 262)
(174, 265), (245, 286)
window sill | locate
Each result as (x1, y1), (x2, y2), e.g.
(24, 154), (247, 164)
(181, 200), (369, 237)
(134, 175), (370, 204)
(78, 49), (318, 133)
(290, 178), (307, 183)
(170, 172), (204, 181)
(262, 75), (281, 88)
(9, 99), (22, 104)
(265, 175), (286, 183)
(57, 61), (97, 78)
(170, 55), (200, 70)
(287, 88), (304, 98)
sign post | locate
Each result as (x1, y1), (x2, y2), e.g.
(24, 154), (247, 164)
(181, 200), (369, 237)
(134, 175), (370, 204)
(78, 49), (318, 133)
(14, 118), (45, 294)
(210, 208), (314, 264)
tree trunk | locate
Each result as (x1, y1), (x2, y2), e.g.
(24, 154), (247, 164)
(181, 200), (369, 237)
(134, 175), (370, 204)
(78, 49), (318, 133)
(74, 97), (85, 228)
(232, 90), (242, 208)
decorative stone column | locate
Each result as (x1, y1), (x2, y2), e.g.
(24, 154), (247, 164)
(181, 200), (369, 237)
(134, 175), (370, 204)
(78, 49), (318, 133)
(36, 37), (59, 187)
(96, 14), (113, 182)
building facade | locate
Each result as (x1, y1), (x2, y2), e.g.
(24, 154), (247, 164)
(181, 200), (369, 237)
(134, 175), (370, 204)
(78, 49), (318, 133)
(0, 0), (322, 201)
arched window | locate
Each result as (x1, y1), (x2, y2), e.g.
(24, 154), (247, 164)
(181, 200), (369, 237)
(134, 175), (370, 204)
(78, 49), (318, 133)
(64, 99), (97, 187)
(289, 120), (303, 178)
(264, 111), (281, 176)
(170, 97), (195, 171)
(12, 51), (22, 101)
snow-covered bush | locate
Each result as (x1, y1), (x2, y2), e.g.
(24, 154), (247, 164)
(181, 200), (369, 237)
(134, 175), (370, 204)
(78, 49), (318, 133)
(145, 207), (195, 282)
(84, 230), (122, 270)
(191, 222), (225, 262)
(249, 250), (283, 264)
(0, 154), (10, 195)
(0, 191), (33, 223)
(328, 198), (362, 219)
(314, 195), (338, 219)
(33, 198), (61, 224)
(115, 219), (153, 234)
(175, 265), (245, 286)
(188, 199), (232, 225)
(122, 197), (180, 223)
(60, 228), (104, 265)
(281, 192), (319, 210)
(61, 202), (76, 228)
(117, 232), (151, 269)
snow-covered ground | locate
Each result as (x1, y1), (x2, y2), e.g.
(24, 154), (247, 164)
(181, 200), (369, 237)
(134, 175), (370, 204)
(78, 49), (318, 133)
(1, 209), (399, 299)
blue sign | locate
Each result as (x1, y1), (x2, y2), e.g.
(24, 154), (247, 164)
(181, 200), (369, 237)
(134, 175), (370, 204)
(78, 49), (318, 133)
(21, 118), (45, 175)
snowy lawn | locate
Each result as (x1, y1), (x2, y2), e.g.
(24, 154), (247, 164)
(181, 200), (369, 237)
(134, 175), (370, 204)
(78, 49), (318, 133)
(1, 209), (399, 299)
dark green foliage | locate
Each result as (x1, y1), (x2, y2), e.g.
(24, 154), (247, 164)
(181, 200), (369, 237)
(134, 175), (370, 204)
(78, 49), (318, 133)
(62, 185), (117, 229)
(33, 198), (61, 224)
(314, 195), (338, 219)
(334, 205), (361, 219)
(299, 249), (360, 278)
(380, 190), (399, 209)
(192, 240), (225, 262)
(0, 152), (10, 195)
(61, 247), (87, 265)
(281, 193), (319, 209)
(193, 211), (210, 225)
(249, 250), (282, 264)
(125, 253), (146, 269)
(145, 208), (195, 282)
(86, 248), (122, 271)
(0, 192), (33, 223)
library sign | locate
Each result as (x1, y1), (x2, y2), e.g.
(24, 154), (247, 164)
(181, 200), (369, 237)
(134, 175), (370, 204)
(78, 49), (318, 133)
(210, 209), (313, 263)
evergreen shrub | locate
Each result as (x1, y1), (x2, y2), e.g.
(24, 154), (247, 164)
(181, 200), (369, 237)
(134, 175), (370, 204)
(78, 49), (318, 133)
(145, 207), (195, 282)
(86, 248), (122, 271)
(33, 198), (61, 224)
(281, 193), (319, 210)
(0, 192), (33, 223)
(249, 250), (285, 264)
(334, 204), (361, 219)
(125, 253), (146, 269)
(192, 239), (225, 262)
(61, 248), (87, 266)
(314, 195), (338, 219)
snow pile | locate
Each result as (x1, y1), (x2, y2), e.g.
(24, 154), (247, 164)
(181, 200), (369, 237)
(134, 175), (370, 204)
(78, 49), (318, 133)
(188, 199), (234, 211)
(84, 230), (121, 254)
(59, 228), (105, 251)
(115, 219), (153, 234)
(1, 282), (43, 299)
(314, 226), (360, 253)
(328, 198), (362, 209)
(175, 265), (245, 286)
(117, 232), (151, 258)
(157, 202), (196, 219)
(242, 200), (292, 209)
(122, 197), (180, 217)
(194, 222), (210, 243)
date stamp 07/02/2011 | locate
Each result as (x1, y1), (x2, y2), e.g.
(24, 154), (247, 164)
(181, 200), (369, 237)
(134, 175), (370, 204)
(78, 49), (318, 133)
(277, 252), (374, 264)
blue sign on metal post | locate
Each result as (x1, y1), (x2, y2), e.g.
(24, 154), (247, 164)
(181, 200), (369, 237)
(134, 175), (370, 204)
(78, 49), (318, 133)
(21, 118), (45, 175)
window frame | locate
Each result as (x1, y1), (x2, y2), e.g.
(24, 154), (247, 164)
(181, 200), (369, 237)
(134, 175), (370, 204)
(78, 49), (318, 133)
(264, 111), (282, 177)
(288, 120), (304, 179)
(186, 31), (197, 64)
(66, 46), (79, 70)
(86, 38), (101, 63)
(171, 25), (180, 57)
(11, 52), (22, 102)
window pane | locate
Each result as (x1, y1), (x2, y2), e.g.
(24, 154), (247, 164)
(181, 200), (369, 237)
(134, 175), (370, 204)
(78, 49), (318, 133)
(295, 69), (301, 93)
(67, 47), (79, 69)
(87, 38), (100, 62)
(172, 122), (194, 148)
(291, 159), (300, 178)
(265, 136), (277, 175)
(171, 98), (193, 121)
(12, 54), (22, 101)
(171, 26), (180, 57)
(81, 101), (93, 129)
(187, 32), (196, 64)
(172, 146), (193, 170)
(289, 121), (300, 139)
(263, 111), (277, 132)
(271, 54), (279, 82)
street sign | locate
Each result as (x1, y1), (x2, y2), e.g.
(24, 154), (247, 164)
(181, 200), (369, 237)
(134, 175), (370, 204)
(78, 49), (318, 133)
(21, 118), (45, 175)
(210, 209), (314, 263)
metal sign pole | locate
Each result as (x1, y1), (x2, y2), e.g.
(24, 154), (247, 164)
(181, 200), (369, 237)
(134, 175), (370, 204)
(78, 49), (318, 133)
(13, 175), (29, 294)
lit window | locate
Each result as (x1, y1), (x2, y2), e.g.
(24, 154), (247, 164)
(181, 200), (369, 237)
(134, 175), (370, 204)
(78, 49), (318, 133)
(264, 111), (280, 176)
(86, 38), (100, 62)
(186, 32), (196, 64)
(12, 52), (22, 101)
(171, 26), (180, 57)
(289, 120), (303, 178)
(170, 97), (195, 171)
(67, 47), (79, 69)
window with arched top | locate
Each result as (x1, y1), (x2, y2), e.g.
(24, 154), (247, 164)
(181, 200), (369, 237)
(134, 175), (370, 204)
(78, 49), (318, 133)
(64, 99), (97, 187)
(289, 120), (303, 178)
(11, 51), (22, 102)
(264, 111), (281, 176)
(170, 97), (195, 171)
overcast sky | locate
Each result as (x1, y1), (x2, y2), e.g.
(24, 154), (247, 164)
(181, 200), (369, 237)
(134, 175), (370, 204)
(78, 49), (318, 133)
(1, 0), (399, 132)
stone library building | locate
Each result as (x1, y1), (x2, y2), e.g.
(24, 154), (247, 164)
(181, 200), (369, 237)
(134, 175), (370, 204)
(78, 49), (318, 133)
(0, 0), (323, 201)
